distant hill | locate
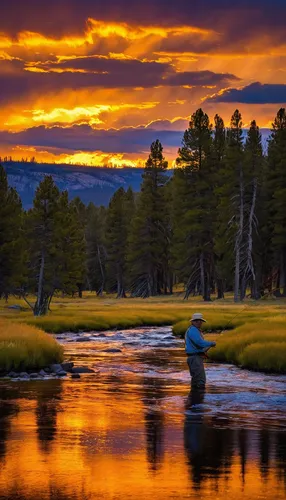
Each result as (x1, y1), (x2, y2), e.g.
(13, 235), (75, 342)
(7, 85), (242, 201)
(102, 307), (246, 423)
(2, 162), (149, 209)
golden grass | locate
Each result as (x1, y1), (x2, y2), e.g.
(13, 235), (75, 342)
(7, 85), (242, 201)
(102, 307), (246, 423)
(0, 320), (64, 372)
(0, 293), (286, 373)
(208, 318), (286, 373)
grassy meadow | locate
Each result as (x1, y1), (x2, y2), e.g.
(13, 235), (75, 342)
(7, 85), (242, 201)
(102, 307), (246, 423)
(0, 292), (285, 373)
(0, 319), (64, 372)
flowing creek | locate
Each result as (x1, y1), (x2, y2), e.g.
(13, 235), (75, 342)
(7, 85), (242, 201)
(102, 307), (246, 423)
(0, 326), (285, 500)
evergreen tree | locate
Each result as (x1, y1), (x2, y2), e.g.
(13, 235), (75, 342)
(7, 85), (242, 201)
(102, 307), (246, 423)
(55, 191), (86, 299)
(175, 108), (214, 301)
(212, 114), (226, 298)
(242, 120), (264, 299)
(26, 178), (87, 314)
(267, 108), (286, 294)
(27, 175), (61, 315)
(127, 140), (170, 297)
(105, 187), (128, 297)
(216, 110), (244, 301)
(69, 196), (87, 297)
(85, 203), (107, 295)
(0, 165), (25, 298)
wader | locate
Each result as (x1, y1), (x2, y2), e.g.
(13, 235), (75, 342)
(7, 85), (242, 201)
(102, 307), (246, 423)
(186, 354), (206, 388)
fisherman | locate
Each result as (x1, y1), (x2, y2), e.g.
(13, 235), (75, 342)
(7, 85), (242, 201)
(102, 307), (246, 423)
(185, 313), (216, 388)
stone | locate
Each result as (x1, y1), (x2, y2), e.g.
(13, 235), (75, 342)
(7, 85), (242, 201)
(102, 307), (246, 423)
(39, 370), (47, 377)
(30, 373), (41, 379)
(71, 366), (95, 374)
(71, 373), (81, 379)
(76, 337), (91, 342)
(61, 362), (74, 372)
(57, 370), (67, 377)
(8, 371), (18, 378)
(49, 364), (63, 373)
(19, 372), (29, 379)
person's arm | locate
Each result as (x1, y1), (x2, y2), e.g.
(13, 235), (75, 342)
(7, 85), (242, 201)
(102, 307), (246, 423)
(190, 328), (216, 350)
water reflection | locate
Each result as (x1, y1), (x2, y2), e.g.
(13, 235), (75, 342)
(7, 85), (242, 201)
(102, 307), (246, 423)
(0, 327), (285, 500)
(142, 378), (165, 471)
(184, 388), (234, 489)
(35, 380), (63, 452)
(0, 386), (19, 462)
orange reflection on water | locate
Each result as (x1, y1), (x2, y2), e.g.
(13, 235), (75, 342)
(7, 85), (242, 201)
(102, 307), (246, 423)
(0, 376), (285, 500)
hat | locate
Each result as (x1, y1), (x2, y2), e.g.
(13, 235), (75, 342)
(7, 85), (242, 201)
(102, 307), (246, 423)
(190, 313), (206, 322)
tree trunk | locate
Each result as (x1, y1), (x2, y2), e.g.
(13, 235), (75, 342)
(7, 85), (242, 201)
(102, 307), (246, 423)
(280, 250), (286, 296)
(97, 245), (105, 296)
(242, 178), (257, 300)
(169, 272), (173, 295)
(234, 164), (244, 302)
(200, 253), (205, 300)
(216, 278), (224, 299)
(116, 268), (126, 298)
(34, 251), (45, 316)
(203, 257), (211, 301)
(34, 294), (50, 316)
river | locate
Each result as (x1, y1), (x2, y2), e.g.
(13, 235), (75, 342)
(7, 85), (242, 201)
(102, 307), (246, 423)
(0, 326), (285, 500)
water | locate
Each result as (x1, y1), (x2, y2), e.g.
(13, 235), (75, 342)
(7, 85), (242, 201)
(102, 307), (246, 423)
(0, 326), (285, 500)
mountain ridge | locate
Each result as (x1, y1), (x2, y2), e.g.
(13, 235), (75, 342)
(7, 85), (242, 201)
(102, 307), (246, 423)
(3, 162), (147, 208)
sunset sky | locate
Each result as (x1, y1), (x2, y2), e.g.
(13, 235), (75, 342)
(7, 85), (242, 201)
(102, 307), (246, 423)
(1, 0), (285, 167)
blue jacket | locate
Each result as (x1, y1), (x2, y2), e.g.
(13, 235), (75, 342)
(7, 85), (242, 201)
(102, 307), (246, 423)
(185, 325), (215, 355)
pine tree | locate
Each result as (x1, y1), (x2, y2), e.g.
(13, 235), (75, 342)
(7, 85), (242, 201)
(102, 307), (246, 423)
(212, 114), (226, 298)
(69, 197), (87, 297)
(175, 108), (214, 301)
(216, 110), (244, 301)
(85, 203), (107, 295)
(241, 120), (264, 299)
(127, 140), (170, 297)
(0, 165), (25, 298)
(27, 175), (61, 315)
(55, 191), (86, 299)
(267, 108), (286, 295)
(106, 187), (128, 297)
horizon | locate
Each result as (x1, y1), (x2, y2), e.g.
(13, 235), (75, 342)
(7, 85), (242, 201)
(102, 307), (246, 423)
(0, 1), (285, 166)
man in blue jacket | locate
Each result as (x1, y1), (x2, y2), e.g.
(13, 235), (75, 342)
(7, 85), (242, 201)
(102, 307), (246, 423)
(185, 312), (216, 388)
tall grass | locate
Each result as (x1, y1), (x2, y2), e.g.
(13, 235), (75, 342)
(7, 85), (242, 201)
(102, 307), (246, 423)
(208, 318), (286, 373)
(0, 320), (64, 372)
(0, 294), (286, 373)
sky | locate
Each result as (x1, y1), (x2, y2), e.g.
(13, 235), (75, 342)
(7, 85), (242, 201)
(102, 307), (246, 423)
(0, 0), (285, 167)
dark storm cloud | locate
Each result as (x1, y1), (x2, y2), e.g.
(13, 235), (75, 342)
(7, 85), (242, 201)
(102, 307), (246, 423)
(208, 82), (286, 104)
(2, 0), (286, 45)
(0, 58), (168, 102)
(165, 70), (239, 87)
(0, 124), (182, 153)
(0, 58), (238, 103)
(41, 57), (169, 74)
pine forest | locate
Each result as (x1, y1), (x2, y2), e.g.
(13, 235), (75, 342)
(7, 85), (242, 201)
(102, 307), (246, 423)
(1, 107), (286, 315)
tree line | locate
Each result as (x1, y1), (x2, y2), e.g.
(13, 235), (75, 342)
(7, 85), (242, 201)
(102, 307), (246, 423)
(1, 107), (286, 314)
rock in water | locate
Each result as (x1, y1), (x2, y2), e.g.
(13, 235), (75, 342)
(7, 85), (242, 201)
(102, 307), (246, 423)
(71, 366), (95, 374)
(49, 364), (64, 373)
(61, 362), (74, 372)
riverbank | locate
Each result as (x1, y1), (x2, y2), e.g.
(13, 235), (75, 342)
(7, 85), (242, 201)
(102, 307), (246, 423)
(0, 293), (286, 373)
(173, 317), (286, 373)
(0, 320), (63, 372)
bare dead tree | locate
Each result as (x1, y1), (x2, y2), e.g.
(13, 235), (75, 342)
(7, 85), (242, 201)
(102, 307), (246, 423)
(234, 163), (245, 302)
